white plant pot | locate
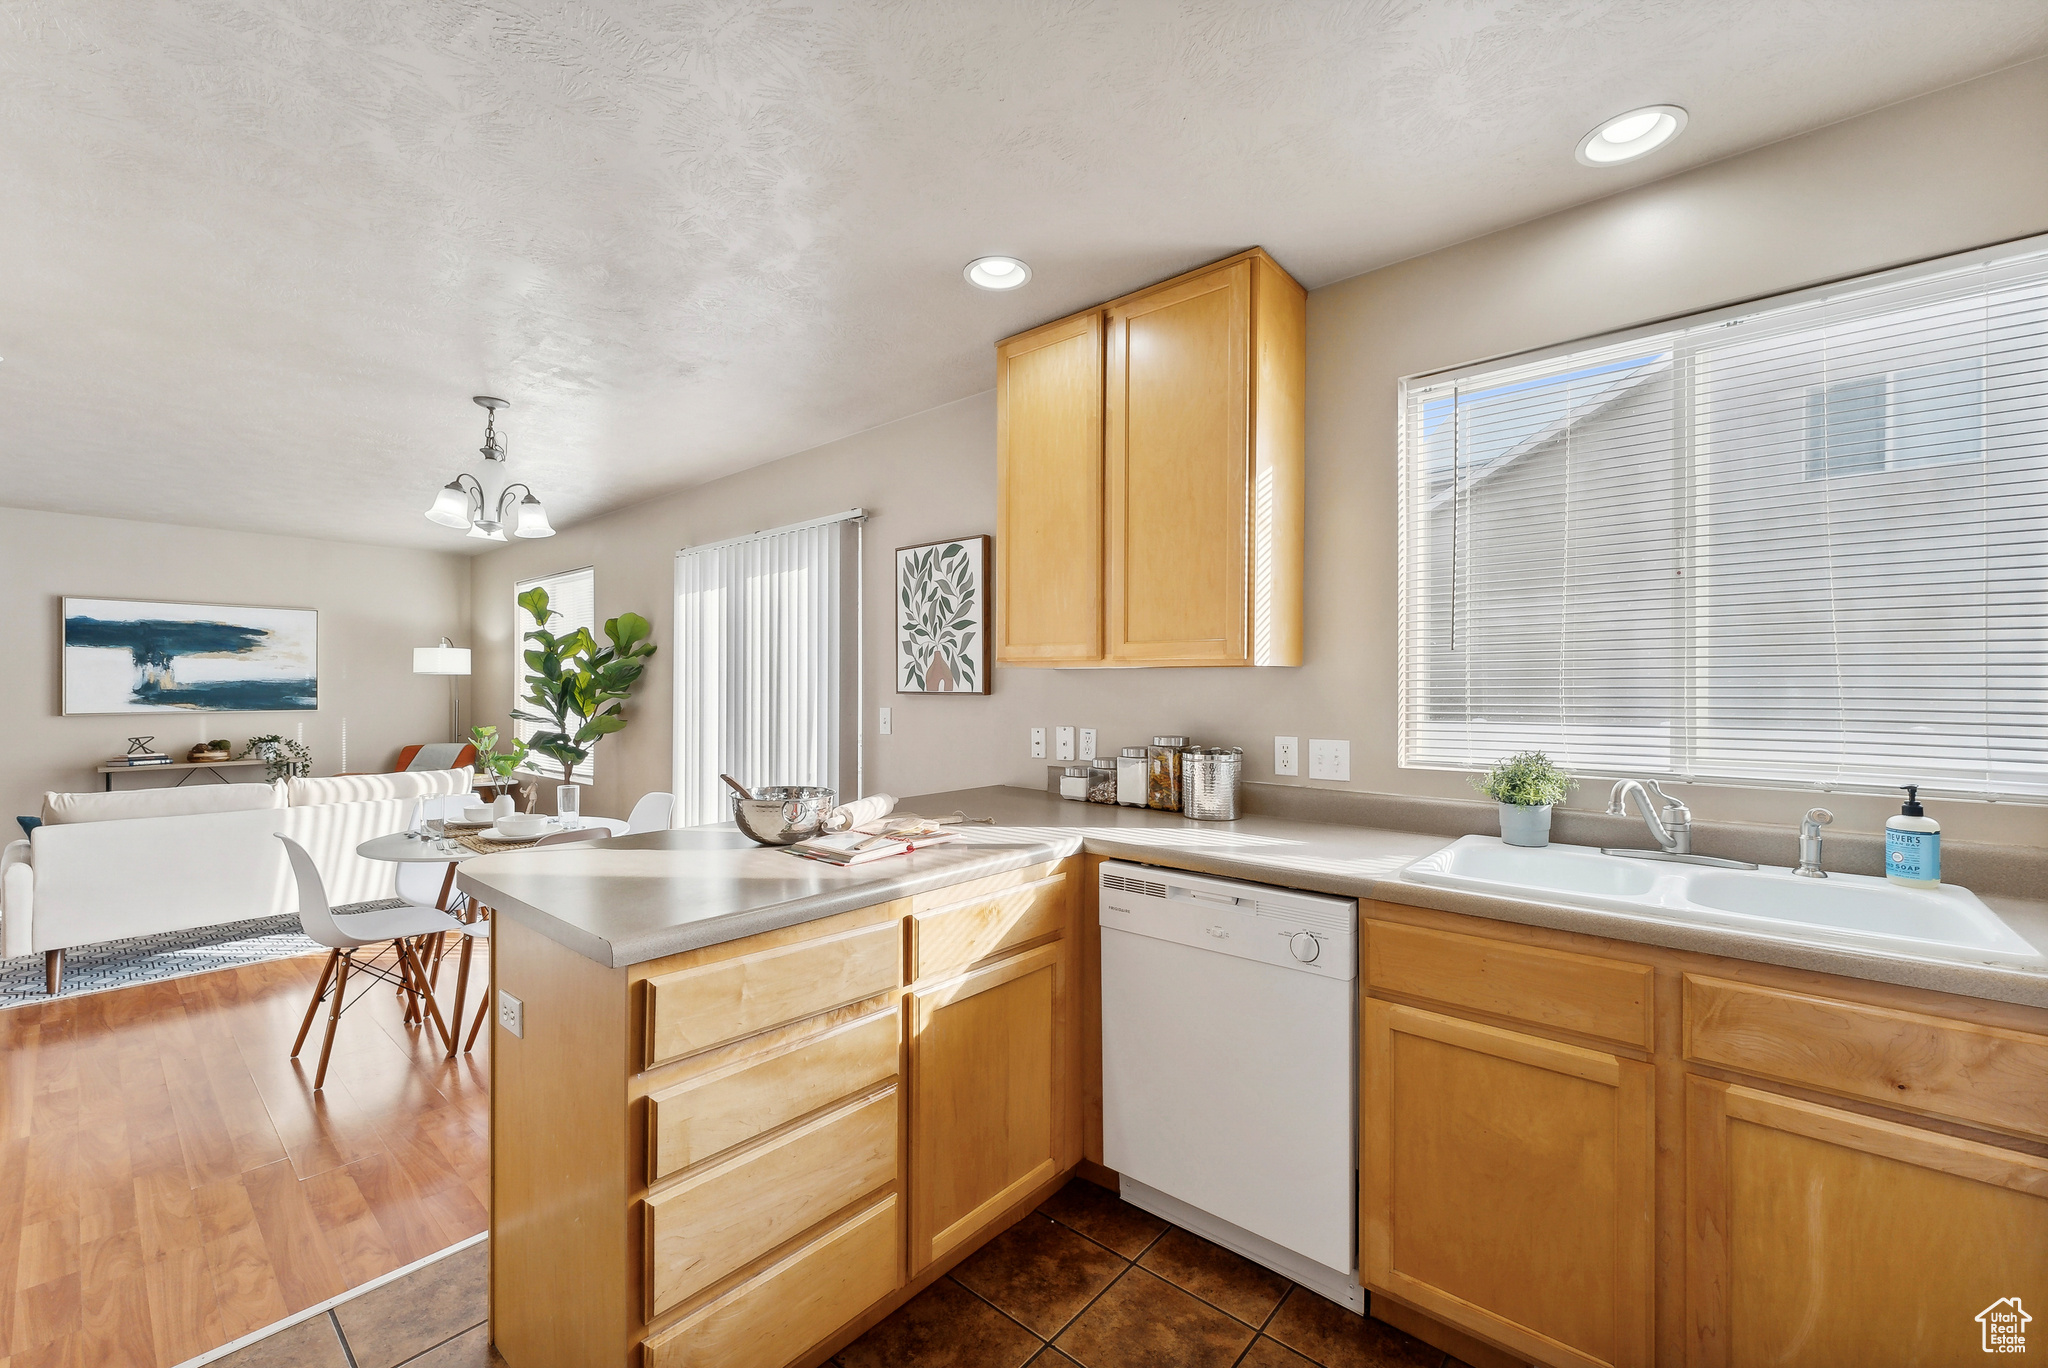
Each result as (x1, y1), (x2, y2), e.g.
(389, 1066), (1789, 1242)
(1498, 802), (1553, 848)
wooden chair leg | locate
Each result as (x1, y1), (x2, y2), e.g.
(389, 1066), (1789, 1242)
(291, 950), (340, 1058)
(313, 952), (352, 1091)
(462, 942), (492, 1053)
(395, 938), (453, 1052)
(397, 939), (422, 1024)
(445, 935), (475, 1060)
(44, 949), (64, 995)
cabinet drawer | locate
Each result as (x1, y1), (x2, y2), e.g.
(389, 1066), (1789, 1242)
(643, 1193), (902, 1368)
(1683, 975), (2048, 1140)
(913, 873), (1068, 982)
(1367, 920), (1655, 1051)
(645, 1085), (898, 1317)
(648, 1007), (901, 1183)
(644, 920), (900, 1068)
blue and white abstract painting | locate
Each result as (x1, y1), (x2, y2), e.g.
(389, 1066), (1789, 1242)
(63, 598), (318, 714)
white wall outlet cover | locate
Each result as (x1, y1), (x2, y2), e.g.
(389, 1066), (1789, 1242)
(1055, 726), (1076, 761)
(498, 990), (524, 1039)
(879, 706), (892, 735)
(1030, 727), (1046, 758)
(1079, 728), (1097, 761)
(1274, 736), (1299, 777)
(1309, 739), (1350, 782)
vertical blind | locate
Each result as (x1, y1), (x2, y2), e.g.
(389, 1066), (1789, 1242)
(513, 565), (596, 782)
(674, 513), (862, 827)
(1399, 234), (2048, 800)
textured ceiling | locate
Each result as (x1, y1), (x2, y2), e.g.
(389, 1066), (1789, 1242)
(2, 1), (2044, 551)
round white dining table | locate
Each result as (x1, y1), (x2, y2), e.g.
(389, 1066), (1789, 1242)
(354, 815), (630, 864)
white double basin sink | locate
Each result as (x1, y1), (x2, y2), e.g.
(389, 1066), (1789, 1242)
(1401, 835), (2045, 967)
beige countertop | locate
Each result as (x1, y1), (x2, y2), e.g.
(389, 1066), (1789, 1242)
(457, 784), (2048, 1009)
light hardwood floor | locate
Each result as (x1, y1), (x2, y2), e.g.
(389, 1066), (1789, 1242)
(0, 948), (491, 1367)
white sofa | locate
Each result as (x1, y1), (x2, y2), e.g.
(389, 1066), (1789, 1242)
(0, 769), (472, 990)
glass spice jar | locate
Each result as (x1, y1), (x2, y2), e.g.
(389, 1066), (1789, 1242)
(1086, 758), (1119, 804)
(1116, 748), (1150, 806)
(1059, 765), (1090, 801)
(1148, 736), (1188, 811)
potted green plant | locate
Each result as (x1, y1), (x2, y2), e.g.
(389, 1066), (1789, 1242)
(241, 734), (312, 782)
(469, 724), (536, 812)
(1473, 751), (1574, 848)
(511, 587), (657, 813)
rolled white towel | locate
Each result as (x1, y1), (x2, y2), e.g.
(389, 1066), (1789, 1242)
(824, 793), (897, 832)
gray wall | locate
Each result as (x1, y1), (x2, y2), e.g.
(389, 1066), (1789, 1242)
(4, 506), (471, 823)
(471, 57), (2048, 847)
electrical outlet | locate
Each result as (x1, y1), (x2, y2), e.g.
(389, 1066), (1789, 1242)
(1079, 728), (1097, 761)
(497, 990), (524, 1039)
(1030, 727), (1046, 759)
(1274, 736), (1299, 777)
(1309, 739), (1350, 782)
(1055, 726), (1076, 762)
(879, 706), (891, 735)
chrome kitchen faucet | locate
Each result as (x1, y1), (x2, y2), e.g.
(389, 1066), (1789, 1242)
(1601, 777), (1757, 870)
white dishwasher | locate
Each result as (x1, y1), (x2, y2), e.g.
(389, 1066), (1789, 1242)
(1099, 861), (1362, 1310)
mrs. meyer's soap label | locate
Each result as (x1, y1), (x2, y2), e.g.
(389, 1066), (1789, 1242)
(1885, 828), (1939, 882)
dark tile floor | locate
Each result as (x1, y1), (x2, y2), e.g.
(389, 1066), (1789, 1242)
(218, 1179), (1468, 1368)
(838, 1177), (1473, 1368)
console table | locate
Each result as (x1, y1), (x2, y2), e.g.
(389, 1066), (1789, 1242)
(97, 758), (269, 791)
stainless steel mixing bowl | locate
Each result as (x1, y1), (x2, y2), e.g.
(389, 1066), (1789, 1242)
(731, 786), (837, 846)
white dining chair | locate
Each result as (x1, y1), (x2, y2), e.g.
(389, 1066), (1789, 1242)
(626, 791), (675, 834)
(278, 834), (462, 1087)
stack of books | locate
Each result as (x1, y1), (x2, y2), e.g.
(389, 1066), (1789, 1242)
(111, 750), (172, 767)
(787, 821), (960, 866)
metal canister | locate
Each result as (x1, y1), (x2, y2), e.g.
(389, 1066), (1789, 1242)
(1181, 747), (1244, 821)
(1059, 765), (1090, 801)
(1147, 736), (1188, 811)
(1116, 748), (1150, 806)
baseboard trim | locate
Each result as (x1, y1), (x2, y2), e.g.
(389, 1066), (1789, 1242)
(1370, 1287), (1534, 1368)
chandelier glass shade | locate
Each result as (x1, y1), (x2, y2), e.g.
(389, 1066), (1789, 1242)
(425, 397), (555, 538)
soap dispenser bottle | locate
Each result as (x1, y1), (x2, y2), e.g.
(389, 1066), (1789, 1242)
(1885, 785), (1941, 888)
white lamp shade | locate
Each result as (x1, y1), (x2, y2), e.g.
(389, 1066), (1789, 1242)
(425, 480), (472, 528)
(413, 645), (472, 676)
(514, 494), (555, 538)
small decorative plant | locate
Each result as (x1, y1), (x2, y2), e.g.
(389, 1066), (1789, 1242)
(512, 586), (658, 784)
(468, 724), (530, 780)
(241, 734), (312, 781)
(1473, 751), (1574, 808)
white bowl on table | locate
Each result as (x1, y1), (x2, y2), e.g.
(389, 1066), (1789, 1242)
(493, 813), (551, 840)
(459, 803), (494, 825)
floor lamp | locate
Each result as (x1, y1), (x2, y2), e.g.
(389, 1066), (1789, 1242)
(413, 639), (472, 743)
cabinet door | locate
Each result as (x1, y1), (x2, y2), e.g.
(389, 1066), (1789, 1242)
(1105, 259), (1251, 664)
(908, 941), (1067, 1272)
(1686, 1077), (2048, 1367)
(997, 311), (1104, 663)
(1363, 1000), (1654, 1368)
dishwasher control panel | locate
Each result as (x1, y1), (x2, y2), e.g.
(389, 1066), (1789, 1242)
(1099, 861), (1357, 982)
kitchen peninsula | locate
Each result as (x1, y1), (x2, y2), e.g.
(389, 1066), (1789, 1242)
(460, 788), (2048, 1368)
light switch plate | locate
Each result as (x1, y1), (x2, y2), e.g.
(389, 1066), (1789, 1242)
(879, 706), (891, 735)
(1079, 728), (1097, 761)
(1309, 739), (1350, 782)
(1274, 736), (1299, 777)
(1055, 726), (1076, 762)
(1030, 727), (1046, 759)
(498, 990), (524, 1039)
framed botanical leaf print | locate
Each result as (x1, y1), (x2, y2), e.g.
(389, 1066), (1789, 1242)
(896, 536), (990, 694)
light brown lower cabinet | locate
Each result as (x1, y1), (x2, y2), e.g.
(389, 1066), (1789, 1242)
(1361, 903), (2048, 1368)
(1685, 1077), (2048, 1368)
(908, 939), (1070, 1273)
(490, 858), (1078, 1368)
(1362, 999), (1655, 1368)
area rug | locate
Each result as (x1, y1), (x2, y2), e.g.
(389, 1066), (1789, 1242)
(0, 901), (405, 1006)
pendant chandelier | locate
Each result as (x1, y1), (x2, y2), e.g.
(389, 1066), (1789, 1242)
(424, 396), (555, 540)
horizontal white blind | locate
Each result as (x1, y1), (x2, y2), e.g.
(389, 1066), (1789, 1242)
(674, 515), (860, 827)
(1399, 236), (2048, 800)
(513, 566), (595, 782)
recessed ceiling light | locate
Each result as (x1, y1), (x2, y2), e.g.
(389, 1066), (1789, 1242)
(964, 256), (1032, 290)
(1575, 105), (1688, 166)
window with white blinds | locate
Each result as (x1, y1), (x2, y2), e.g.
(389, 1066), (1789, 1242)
(674, 512), (862, 827)
(513, 565), (596, 782)
(1399, 235), (2048, 801)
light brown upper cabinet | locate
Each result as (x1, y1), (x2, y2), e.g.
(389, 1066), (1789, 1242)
(995, 248), (1304, 668)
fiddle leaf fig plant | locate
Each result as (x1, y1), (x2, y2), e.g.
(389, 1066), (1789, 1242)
(511, 586), (658, 784)
(1473, 751), (1574, 808)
